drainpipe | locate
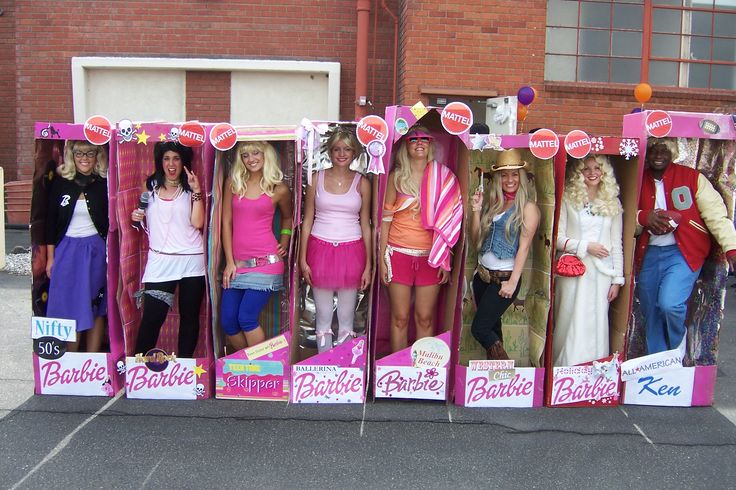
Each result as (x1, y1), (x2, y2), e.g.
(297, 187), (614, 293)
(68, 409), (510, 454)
(356, 0), (371, 119)
(381, 0), (398, 106)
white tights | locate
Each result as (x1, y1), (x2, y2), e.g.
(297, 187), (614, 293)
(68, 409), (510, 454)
(312, 287), (358, 353)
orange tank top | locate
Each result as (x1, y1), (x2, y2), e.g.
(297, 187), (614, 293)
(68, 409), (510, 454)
(387, 193), (432, 250)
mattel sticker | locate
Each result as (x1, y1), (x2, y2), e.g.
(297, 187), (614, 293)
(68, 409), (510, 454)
(529, 128), (560, 160)
(357, 115), (389, 146)
(441, 102), (473, 135)
(84, 115), (112, 145)
(209, 123), (237, 151)
(178, 121), (206, 147)
(645, 110), (673, 138)
(564, 130), (591, 159)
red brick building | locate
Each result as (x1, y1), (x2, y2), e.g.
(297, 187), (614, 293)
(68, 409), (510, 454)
(3, 0), (735, 181)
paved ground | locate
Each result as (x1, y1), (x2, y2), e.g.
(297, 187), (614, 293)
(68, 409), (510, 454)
(1, 229), (735, 489)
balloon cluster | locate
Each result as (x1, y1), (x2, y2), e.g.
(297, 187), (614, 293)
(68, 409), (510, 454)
(517, 85), (536, 133)
(632, 82), (652, 113)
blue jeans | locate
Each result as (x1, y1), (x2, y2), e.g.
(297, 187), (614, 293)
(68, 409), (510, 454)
(638, 245), (701, 354)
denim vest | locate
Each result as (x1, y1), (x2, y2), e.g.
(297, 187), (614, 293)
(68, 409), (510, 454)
(479, 206), (520, 260)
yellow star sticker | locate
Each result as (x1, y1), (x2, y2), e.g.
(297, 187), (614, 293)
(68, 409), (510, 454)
(193, 364), (207, 377)
(158, 133), (167, 142)
(134, 123), (142, 130)
(410, 101), (429, 120)
(136, 130), (150, 145)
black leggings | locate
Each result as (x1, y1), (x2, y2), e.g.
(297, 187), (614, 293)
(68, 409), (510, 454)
(134, 276), (206, 358)
(470, 273), (520, 349)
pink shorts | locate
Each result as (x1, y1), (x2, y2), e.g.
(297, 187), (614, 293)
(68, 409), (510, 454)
(387, 245), (440, 287)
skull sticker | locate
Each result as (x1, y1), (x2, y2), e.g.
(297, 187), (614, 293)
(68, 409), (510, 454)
(117, 119), (137, 143)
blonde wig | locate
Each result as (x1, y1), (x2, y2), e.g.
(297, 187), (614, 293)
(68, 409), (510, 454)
(646, 137), (679, 162)
(230, 141), (283, 197)
(393, 125), (435, 200)
(564, 154), (623, 217)
(478, 167), (534, 250)
(60, 140), (108, 180)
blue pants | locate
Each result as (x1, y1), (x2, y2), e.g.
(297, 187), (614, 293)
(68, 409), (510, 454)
(220, 288), (273, 335)
(638, 245), (701, 354)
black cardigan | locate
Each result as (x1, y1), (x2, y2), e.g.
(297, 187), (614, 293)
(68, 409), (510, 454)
(45, 174), (108, 246)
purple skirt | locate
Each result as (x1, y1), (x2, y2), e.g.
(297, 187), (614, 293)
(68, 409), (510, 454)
(306, 235), (365, 289)
(47, 234), (107, 332)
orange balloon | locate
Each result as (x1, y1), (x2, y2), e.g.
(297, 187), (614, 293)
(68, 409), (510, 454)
(518, 104), (528, 122)
(634, 83), (652, 104)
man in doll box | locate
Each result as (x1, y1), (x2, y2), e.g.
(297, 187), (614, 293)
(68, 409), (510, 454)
(635, 137), (736, 355)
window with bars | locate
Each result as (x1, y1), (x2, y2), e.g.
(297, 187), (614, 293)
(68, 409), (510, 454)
(545, 0), (736, 90)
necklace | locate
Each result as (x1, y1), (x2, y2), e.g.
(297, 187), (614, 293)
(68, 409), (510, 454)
(165, 178), (179, 187)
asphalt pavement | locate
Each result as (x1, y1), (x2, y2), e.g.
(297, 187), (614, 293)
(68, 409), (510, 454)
(1, 228), (735, 489)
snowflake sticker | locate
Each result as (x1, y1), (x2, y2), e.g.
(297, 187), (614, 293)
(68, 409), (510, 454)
(619, 139), (639, 160)
(591, 137), (604, 153)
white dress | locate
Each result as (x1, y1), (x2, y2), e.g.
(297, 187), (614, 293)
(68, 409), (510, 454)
(553, 199), (624, 366)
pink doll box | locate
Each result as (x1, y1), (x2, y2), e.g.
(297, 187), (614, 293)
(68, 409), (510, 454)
(454, 133), (553, 407)
(207, 126), (298, 401)
(621, 111), (735, 407)
(291, 335), (367, 404)
(371, 105), (470, 401)
(31, 122), (124, 397)
(290, 120), (374, 404)
(113, 121), (216, 399)
(215, 332), (291, 401)
(544, 135), (642, 407)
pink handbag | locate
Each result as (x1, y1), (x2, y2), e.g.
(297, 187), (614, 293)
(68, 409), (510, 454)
(555, 239), (586, 277)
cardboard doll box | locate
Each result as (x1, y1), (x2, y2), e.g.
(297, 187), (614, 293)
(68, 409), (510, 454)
(543, 134), (643, 407)
(111, 121), (216, 399)
(289, 119), (373, 404)
(620, 110), (736, 407)
(370, 103), (471, 402)
(30, 121), (124, 396)
(453, 132), (554, 408)
(207, 125), (298, 401)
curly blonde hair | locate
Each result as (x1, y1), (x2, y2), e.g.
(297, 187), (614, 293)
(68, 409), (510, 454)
(393, 125), (435, 200)
(478, 168), (534, 250)
(564, 154), (622, 217)
(60, 140), (108, 180)
(230, 141), (283, 197)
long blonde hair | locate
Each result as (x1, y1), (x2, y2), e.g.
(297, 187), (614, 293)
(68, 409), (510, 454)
(478, 168), (534, 250)
(393, 126), (435, 200)
(564, 154), (622, 217)
(230, 141), (283, 197)
(60, 140), (108, 180)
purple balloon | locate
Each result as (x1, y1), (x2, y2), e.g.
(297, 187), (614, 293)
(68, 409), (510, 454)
(631, 107), (642, 113)
(517, 86), (535, 106)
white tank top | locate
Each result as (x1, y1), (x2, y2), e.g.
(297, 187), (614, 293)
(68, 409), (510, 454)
(65, 199), (97, 237)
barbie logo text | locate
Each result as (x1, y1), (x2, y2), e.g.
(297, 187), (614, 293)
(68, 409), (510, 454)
(466, 373), (533, 403)
(292, 370), (363, 403)
(126, 363), (194, 392)
(375, 368), (445, 398)
(40, 359), (106, 387)
(552, 374), (617, 405)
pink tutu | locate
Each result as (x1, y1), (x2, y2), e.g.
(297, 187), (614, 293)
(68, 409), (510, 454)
(307, 235), (366, 289)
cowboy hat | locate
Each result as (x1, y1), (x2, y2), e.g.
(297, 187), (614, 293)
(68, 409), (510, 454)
(491, 148), (528, 171)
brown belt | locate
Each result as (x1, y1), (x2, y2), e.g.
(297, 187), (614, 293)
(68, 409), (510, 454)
(476, 263), (512, 285)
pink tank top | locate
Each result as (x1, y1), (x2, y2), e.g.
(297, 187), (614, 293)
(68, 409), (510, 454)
(231, 193), (284, 274)
(311, 170), (363, 242)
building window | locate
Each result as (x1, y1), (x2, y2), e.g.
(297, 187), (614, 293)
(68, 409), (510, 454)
(545, 0), (736, 90)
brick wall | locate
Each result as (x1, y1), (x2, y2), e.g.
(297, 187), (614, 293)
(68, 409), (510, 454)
(398, 0), (736, 137)
(0, 2), (17, 180)
(12, 0), (398, 179)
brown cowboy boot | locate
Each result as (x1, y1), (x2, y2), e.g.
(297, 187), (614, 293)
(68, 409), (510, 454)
(486, 341), (510, 360)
